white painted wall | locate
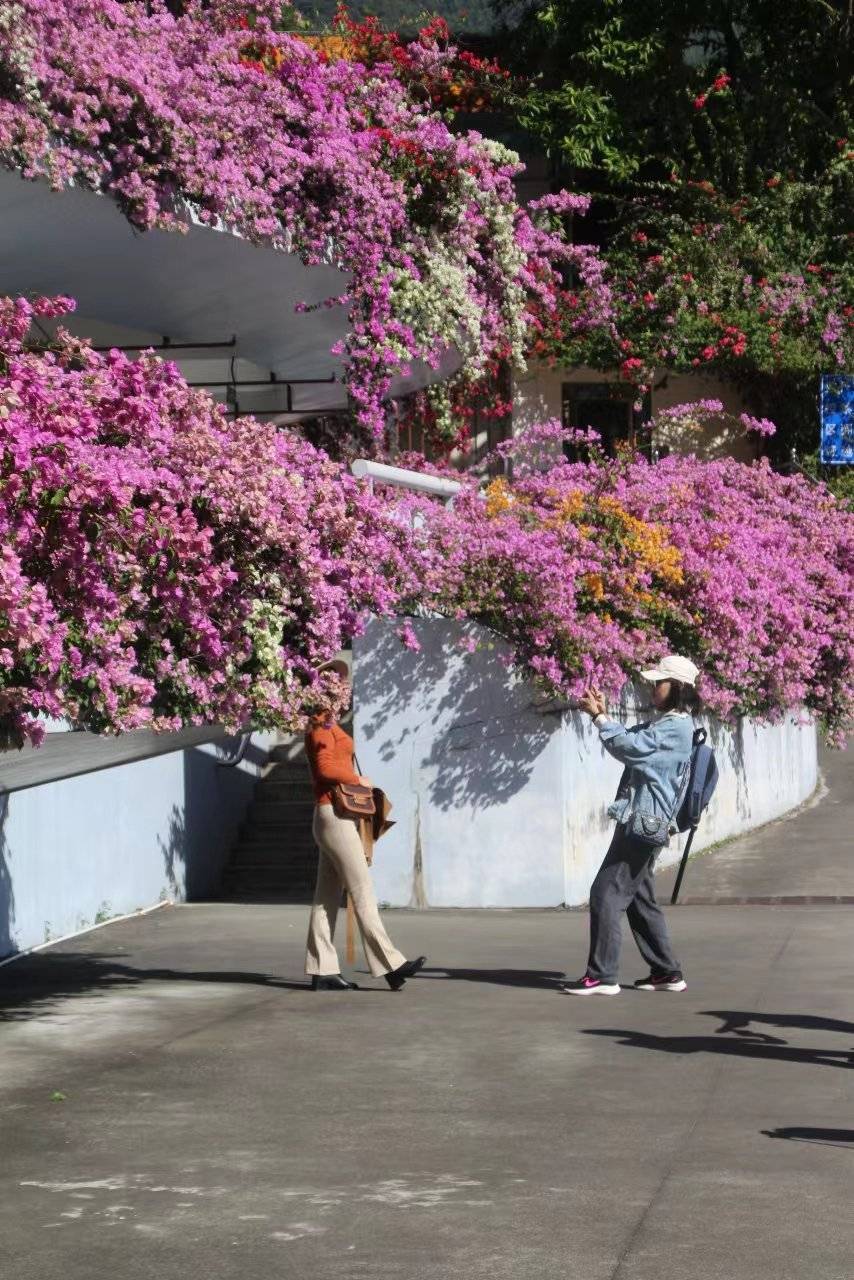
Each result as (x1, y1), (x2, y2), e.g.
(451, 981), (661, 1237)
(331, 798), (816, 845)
(512, 363), (757, 461)
(354, 619), (818, 908)
(0, 732), (277, 958)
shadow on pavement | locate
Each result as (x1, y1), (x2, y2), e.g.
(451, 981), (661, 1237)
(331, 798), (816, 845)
(584, 1009), (854, 1070)
(762, 1127), (854, 1146)
(0, 951), (313, 1020)
(420, 966), (563, 990)
(703, 1009), (854, 1039)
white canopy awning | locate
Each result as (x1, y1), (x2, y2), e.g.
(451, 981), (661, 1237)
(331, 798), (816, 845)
(0, 166), (461, 415)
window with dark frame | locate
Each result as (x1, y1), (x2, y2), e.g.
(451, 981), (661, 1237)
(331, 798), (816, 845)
(561, 382), (651, 458)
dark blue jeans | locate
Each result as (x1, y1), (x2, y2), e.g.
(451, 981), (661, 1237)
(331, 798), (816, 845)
(586, 825), (681, 983)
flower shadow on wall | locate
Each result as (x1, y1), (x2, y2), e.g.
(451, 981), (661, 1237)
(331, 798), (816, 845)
(0, 795), (15, 959)
(158, 803), (186, 902)
(355, 619), (556, 814)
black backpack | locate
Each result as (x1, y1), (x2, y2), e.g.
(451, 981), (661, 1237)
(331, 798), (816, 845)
(670, 728), (719, 904)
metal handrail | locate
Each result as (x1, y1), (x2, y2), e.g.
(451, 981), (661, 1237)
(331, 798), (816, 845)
(215, 731), (254, 767)
(788, 449), (823, 486)
(351, 458), (462, 504)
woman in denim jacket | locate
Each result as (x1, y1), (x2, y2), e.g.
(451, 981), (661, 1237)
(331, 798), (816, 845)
(562, 655), (699, 996)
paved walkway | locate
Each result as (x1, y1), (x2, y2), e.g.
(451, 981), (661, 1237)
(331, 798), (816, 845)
(1, 748), (852, 1280)
(656, 744), (854, 902)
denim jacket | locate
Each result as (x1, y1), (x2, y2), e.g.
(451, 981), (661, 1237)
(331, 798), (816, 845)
(596, 711), (694, 824)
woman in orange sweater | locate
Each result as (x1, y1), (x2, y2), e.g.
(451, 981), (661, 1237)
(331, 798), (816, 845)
(304, 659), (425, 992)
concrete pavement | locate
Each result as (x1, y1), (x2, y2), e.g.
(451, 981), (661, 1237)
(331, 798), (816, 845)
(656, 743), (854, 902)
(0, 747), (852, 1280)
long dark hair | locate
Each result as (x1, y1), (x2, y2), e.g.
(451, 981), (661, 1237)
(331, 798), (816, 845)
(658, 680), (701, 715)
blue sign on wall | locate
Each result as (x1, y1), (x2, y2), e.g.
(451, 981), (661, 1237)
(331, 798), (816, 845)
(820, 374), (854, 465)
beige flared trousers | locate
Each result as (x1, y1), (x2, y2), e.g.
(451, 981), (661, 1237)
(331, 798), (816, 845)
(305, 804), (406, 978)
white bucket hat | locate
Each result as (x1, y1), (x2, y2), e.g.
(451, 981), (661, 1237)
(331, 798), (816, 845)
(640, 654), (700, 687)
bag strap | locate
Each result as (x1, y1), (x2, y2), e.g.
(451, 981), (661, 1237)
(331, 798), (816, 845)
(666, 727), (707, 825)
(612, 765), (631, 806)
(668, 756), (692, 824)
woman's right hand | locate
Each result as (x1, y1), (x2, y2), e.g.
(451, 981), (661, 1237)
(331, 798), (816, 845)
(578, 686), (607, 718)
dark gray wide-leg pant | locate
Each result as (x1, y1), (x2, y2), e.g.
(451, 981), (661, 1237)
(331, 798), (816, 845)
(586, 825), (681, 983)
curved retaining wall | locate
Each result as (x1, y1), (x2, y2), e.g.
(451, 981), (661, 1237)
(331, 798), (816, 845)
(0, 731), (278, 960)
(353, 619), (819, 908)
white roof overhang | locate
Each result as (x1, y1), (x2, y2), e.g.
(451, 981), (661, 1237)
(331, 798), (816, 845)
(0, 165), (461, 415)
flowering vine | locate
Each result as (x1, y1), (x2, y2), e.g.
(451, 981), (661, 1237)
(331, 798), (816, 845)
(534, 178), (854, 451)
(0, 296), (423, 746)
(3, 299), (851, 749)
(0, 0), (579, 445)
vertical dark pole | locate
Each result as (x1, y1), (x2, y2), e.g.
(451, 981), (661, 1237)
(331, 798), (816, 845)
(670, 827), (697, 905)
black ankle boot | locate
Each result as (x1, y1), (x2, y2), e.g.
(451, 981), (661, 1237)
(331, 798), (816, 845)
(384, 956), (427, 991)
(311, 975), (358, 991)
(401, 955), (427, 979)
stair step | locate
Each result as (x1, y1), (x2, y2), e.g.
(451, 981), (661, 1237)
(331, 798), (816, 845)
(254, 780), (315, 797)
(229, 849), (317, 868)
(223, 853), (316, 871)
(241, 827), (313, 846)
(263, 759), (311, 778)
(223, 857), (315, 875)
(220, 888), (315, 903)
(221, 874), (316, 893)
(249, 799), (315, 819)
(242, 820), (313, 836)
(269, 745), (310, 764)
(239, 822), (315, 841)
(223, 868), (315, 882)
(231, 829), (316, 849)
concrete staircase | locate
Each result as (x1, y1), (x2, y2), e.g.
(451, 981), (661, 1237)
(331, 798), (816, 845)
(220, 741), (317, 902)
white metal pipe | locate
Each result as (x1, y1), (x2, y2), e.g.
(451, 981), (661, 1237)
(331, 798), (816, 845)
(351, 458), (461, 501)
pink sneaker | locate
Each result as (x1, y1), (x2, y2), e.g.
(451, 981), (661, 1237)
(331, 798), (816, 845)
(560, 976), (621, 996)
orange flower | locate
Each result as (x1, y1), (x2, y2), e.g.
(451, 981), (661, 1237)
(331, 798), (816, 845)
(583, 572), (605, 601)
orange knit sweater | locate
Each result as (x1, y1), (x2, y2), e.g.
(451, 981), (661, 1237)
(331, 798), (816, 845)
(304, 720), (360, 805)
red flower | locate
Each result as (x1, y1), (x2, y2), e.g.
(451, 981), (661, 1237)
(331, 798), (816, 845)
(766, 176), (780, 188)
(693, 94), (707, 110)
(712, 73), (731, 93)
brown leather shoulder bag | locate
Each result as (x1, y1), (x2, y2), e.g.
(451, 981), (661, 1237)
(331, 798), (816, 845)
(331, 781), (376, 820)
(331, 750), (378, 820)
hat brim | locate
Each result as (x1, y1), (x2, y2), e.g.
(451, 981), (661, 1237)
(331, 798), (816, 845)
(640, 666), (696, 687)
(317, 659), (350, 679)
